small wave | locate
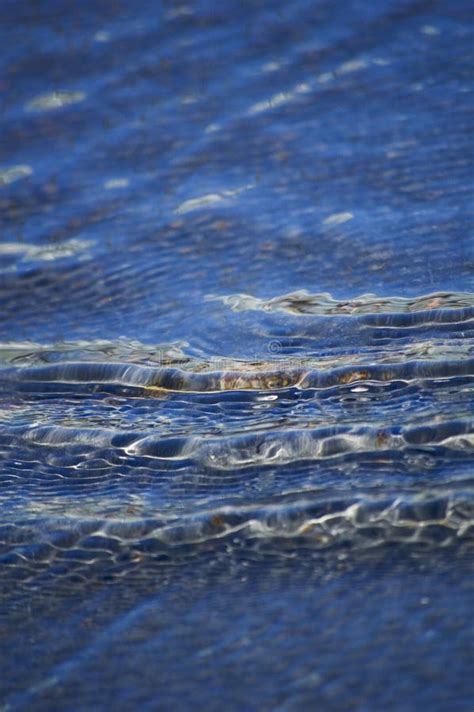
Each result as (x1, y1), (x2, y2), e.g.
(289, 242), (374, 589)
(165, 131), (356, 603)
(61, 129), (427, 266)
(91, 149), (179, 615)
(0, 494), (472, 570)
(210, 290), (474, 324)
(5, 355), (473, 393)
(11, 417), (472, 471)
(125, 420), (473, 469)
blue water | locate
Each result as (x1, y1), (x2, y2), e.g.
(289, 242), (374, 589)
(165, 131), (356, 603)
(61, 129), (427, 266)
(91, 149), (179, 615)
(0, 0), (473, 709)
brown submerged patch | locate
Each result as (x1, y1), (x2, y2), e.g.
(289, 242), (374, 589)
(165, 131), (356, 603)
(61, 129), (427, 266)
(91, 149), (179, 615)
(339, 370), (370, 384)
(211, 514), (225, 528)
(220, 369), (302, 391)
(375, 430), (390, 448)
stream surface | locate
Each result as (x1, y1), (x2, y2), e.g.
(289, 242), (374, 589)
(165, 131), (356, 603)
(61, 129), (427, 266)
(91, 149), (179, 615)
(0, 0), (473, 710)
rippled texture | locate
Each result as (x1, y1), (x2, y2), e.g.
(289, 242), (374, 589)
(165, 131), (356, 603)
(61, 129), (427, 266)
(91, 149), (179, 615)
(1, 0), (473, 710)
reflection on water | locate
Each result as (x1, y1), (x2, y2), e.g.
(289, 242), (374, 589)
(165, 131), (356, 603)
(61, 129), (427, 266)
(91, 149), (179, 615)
(25, 91), (87, 113)
(0, 0), (473, 709)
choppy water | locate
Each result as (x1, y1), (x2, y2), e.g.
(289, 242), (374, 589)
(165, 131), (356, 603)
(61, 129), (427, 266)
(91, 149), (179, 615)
(1, 0), (473, 710)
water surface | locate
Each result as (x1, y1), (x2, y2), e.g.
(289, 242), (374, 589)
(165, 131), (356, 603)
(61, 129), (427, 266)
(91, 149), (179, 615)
(0, 0), (473, 709)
